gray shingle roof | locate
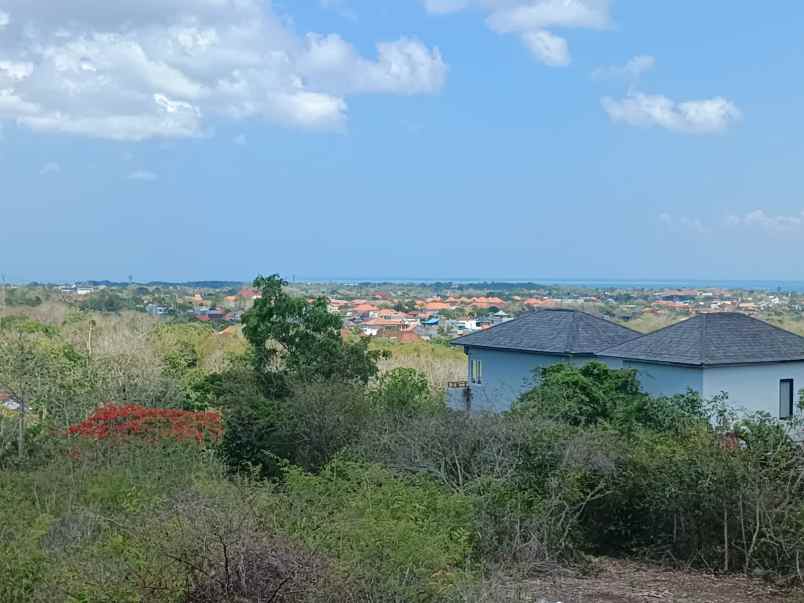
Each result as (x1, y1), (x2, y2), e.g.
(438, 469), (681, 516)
(451, 309), (640, 355)
(599, 312), (804, 366)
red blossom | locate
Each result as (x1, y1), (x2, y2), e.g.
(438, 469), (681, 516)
(67, 404), (223, 446)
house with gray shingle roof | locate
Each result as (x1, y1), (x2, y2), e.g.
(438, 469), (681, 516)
(450, 310), (804, 419)
(598, 313), (804, 418)
(448, 309), (641, 411)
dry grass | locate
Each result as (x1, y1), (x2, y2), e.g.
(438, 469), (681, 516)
(374, 341), (466, 389)
(0, 300), (69, 326)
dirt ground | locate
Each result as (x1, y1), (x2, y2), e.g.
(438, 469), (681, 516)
(513, 559), (804, 603)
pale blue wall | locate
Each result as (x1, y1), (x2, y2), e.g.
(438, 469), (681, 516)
(451, 348), (804, 420)
(619, 360), (704, 397)
(456, 348), (618, 412)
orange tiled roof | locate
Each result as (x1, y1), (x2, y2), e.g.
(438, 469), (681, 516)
(354, 303), (380, 313)
(423, 301), (451, 311)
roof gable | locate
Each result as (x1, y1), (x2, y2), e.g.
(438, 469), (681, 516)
(599, 312), (804, 366)
(451, 309), (640, 355)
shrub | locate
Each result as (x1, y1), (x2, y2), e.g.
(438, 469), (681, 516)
(265, 459), (474, 600)
(370, 367), (443, 414)
(221, 380), (373, 477)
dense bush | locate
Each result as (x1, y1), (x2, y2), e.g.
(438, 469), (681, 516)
(357, 362), (804, 578)
(264, 459), (474, 600)
(369, 366), (444, 414)
(220, 379), (374, 477)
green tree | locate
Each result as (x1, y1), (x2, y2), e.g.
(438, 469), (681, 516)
(241, 274), (385, 397)
(80, 290), (130, 313)
(0, 328), (87, 461)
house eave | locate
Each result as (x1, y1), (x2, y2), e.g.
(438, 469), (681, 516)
(453, 343), (596, 358)
(598, 355), (804, 369)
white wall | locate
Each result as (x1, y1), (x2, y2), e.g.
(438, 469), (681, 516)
(703, 362), (804, 418)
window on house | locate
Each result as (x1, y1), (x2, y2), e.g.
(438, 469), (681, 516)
(471, 359), (483, 384)
(780, 379), (794, 419)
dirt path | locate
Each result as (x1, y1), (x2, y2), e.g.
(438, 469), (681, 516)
(514, 559), (804, 602)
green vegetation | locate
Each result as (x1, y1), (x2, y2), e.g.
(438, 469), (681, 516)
(242, 274), (385, 398)
(4, 277), (804, 600)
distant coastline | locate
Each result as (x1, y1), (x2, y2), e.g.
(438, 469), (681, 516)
(295, 277), (804, 292)
(13, 277), (804, 293)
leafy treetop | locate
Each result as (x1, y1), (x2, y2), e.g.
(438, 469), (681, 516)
(241, 275), (386, 397)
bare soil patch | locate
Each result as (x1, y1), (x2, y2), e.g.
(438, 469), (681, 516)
(517, 559), (804, 603)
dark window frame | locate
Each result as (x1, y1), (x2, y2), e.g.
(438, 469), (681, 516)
(780, 378), (794, 420)
(471, 359), (483, 385)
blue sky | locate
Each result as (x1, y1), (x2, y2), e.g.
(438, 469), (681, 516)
(2, 1), (804, 282)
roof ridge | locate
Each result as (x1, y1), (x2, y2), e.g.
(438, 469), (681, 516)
(598, 314), (698, 355)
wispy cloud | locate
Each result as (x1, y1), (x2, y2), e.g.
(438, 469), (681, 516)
(422, 0), (612, 68)
(522, 30), (570, 66)
(661, 209), (804, 237)
(40, 161), (61, 175)
(127, 170), (158, 182)
(602, 93), (741, 135)
(726, 209), (804, 233)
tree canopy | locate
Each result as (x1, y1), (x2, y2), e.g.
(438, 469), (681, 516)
(241, 274), (385, 397)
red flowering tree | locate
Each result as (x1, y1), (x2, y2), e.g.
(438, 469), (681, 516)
(68, 404), (223, 446)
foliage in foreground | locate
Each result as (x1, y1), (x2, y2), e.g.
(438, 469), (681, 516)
(7, 278), (804, 601)
(0, 436), (475, 602)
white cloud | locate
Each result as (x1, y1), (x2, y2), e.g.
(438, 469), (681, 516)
(485, 0), (611, 33)
(298, 35), (446, 95)
(522, 30), (570, 67)
(127, 169), (158, 181)
(233, 133), (246, 145)
(726, 209), (804, 233)
(593, 54), (655, 81)
(422, 0), (611, 67)
(0, 1), (446, 140)
(40, 161), (61, 175)
(602, 93), (741, 134)
(0, 11), (9, 30)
